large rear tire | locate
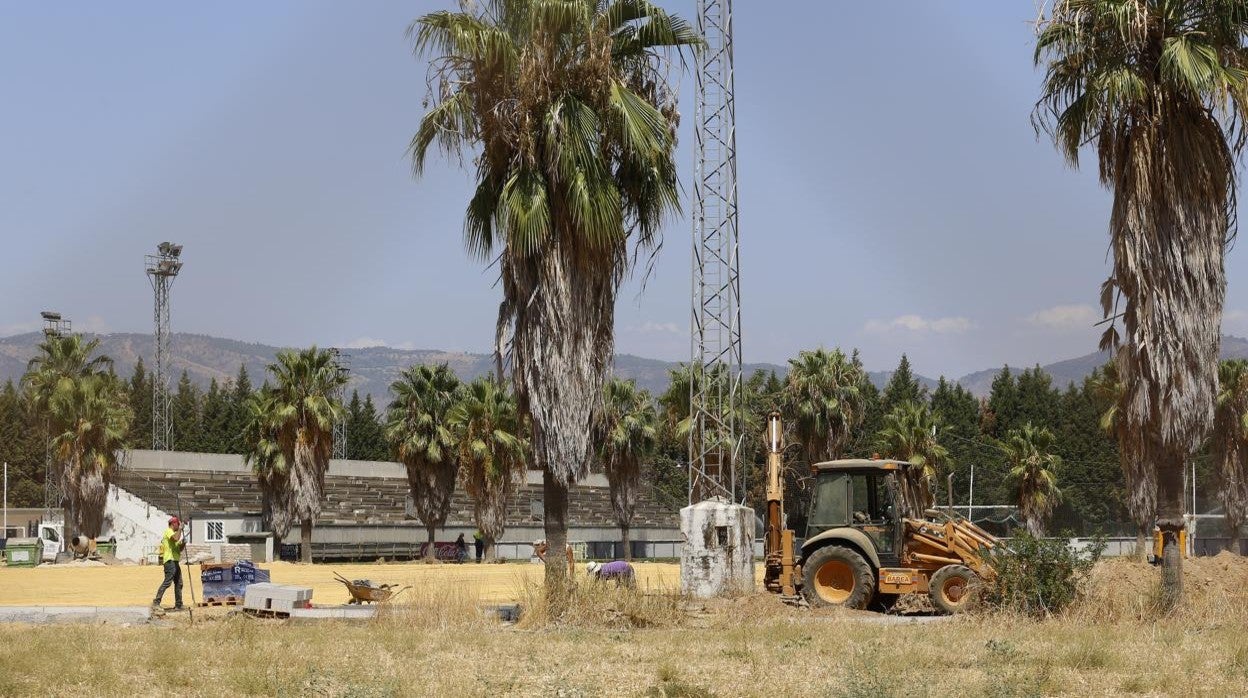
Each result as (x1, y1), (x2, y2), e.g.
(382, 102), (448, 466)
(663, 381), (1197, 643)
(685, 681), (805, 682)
(929, 564), (980, 615)
(801, 546), (875, 610)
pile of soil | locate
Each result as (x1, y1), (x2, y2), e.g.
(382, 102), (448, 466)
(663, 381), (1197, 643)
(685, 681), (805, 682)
(1078, 551), (1248, 621)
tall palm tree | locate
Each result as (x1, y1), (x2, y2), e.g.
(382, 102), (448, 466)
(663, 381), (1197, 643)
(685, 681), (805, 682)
(409, 0), (697, 596)
(253, 348), (346, 563)
(48, 373), (132, 538)
(1000, 424), (1062, 537)
(595, 378), (657, 559)
(385, 364), (463, 561)
(22, 334), (116, 534)
(1035, 0), (1248, 605)
(242, 388), (292, 540)
(1088, 361), (1156, 558)
(875, 401), (949, 509)
(783, 348), (865, 466)
(1213, 360), (1248, 553)
(448, 378), (529, 561)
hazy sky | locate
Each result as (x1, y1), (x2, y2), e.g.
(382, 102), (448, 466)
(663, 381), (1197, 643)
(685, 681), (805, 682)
(5, 1), (1248, 379)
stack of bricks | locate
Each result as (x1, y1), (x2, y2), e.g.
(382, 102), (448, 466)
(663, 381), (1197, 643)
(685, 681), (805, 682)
(184, 543), (252, 564)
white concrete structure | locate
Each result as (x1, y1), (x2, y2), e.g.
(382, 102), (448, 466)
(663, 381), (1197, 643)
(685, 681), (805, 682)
(679, 498), (754, 598)
(101, 484), (171, 562)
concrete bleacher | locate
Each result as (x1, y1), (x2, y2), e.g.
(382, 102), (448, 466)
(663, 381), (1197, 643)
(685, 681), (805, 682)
(113, 467), (680, 530)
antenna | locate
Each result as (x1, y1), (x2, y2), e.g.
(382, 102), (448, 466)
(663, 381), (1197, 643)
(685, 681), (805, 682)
(146, 242), (183, 451)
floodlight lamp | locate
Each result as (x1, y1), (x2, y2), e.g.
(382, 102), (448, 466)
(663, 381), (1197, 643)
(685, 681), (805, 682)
(158, 242), (172, 256)
(168, 244), (183, 258)
(41, 311), (61, 321)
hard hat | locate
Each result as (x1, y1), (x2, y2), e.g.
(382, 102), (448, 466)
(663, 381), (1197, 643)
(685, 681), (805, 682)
(586, 561), (601, 574)
(168, 516), (180, 526)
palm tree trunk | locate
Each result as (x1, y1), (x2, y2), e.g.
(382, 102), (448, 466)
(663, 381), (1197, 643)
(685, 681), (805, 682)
(300, 518), (313, 564)
(543, 469), (571, 612)
(620, 523), (631, 561)
(1156, 458), (1186, 609)
(485, 535), (495, 562)
(1136, 524), (1151, 563)
(1228, 527), (1241, 556)
(425, 524), (437, 563)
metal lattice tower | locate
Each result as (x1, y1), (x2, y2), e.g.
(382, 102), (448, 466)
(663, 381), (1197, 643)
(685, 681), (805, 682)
(40, 311), (70, 517)
(689, 0), (742, 505)
(329, 349), (351, 459)
(146, 242), (183, 451)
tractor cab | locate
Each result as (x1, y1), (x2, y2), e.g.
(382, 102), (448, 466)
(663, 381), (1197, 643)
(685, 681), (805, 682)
(805, 459), (926, 567)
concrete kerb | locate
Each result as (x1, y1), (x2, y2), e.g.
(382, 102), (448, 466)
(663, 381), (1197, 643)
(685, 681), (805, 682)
(0, 606), (155, 625)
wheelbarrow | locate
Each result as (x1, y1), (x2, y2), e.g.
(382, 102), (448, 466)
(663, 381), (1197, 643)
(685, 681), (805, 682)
(333, 572), (410, 605)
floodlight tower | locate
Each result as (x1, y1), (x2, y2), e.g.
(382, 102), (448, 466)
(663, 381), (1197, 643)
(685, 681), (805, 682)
(329, 348), (351, 459)
(40, 311), (70, 518)
(146, 242), (183, 451)
(689, 0), (742, 505)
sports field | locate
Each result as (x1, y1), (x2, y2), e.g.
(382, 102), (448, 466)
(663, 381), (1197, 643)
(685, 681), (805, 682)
(0, 559), (686, 607)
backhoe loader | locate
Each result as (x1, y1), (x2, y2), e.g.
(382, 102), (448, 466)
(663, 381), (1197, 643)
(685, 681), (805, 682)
(762, 412), (998, 613)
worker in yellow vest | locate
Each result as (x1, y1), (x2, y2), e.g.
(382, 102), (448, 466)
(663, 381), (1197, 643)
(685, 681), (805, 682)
(152, 516), (186, 612)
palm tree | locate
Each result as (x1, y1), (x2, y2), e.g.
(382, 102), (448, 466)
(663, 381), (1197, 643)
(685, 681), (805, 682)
(1000, 424), (1062, 537)
(242, 388), (292, 540)
(595, 378), (657, 559)
(783, 348), (865, 466)
(448, 378), (529, 561)
(875, 401), (949, 510)
(1213, 360), (1248, 553)
(253, 348), (346, 563)
(22, 334), (117, 534)
(1035, 0), (1248, 605)
(1088, 361), (1156, 558)
(409, 0), (696, 596)
(385, 364), (463, 561)
(48, 373), (132, 538)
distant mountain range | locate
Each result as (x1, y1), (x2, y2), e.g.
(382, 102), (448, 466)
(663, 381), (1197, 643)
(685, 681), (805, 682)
(4, 331), (1248, 400)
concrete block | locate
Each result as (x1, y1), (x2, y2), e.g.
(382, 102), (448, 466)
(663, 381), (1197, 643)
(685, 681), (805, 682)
(244, 583), (314, 614)
(679, 498), (755, 598)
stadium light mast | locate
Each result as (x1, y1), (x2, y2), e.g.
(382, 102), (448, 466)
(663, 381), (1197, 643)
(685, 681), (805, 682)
(689, 0), (742, 505)
(329, 348), (351, 460)
(146, 242), (183, 451)
(39, 310), (71, 519)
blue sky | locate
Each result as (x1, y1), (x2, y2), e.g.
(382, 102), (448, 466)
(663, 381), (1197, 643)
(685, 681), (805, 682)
(3, 1), (1248, 378)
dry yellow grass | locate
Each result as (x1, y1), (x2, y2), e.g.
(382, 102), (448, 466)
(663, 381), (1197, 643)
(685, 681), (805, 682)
(1, 557), (1246, 696)
(0, 560), (684, 606)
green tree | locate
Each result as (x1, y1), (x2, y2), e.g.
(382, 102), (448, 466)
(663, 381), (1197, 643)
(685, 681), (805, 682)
(875, 401), (949, 508)
(356, 395), (389, 461)
(930, 377), (981, 510)
(1050, 380), (1127, 536)
(1000, 424), (1062, 537)
(595, 378), (657, 559)
(881, 354), (925, 414)
(984, 366), (1020, 438)
(225, 365), (254, 454)
(127, 358), (153, 449)
(1088, 362), (1155, 554)
(783, 348), (865, 465)
(448, 377), (528, 561)
(1213, 360), (1248, 552)
(200, 378), (232, 453)
(242, 388), (290, 537)
(385, 365), (462, 561)
(1035, 0), (1248, 605)
(0, 380), (44, 507)
(1016, 366), (1061, 432)
(409, 0), (697, 598)
(171, 371), (201, 452)
(246, 348), (347, 563)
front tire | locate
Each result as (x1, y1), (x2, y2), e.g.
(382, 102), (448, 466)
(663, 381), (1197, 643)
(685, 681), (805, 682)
(801, 546), (875, 610)
(929, 564), (980, 614)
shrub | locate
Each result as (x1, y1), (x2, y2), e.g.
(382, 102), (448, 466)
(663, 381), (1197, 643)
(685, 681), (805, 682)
(983, 533), (1103, 617)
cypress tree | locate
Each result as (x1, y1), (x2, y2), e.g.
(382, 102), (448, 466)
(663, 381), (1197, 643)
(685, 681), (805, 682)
(171, 371), (202, 452)
(881, 354), (925, 414)
(127, 359), (153, 449)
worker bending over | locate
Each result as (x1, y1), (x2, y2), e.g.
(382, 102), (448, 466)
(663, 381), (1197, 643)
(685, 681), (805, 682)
(586, 560), (635, 588)
(152, 516), (186, 612)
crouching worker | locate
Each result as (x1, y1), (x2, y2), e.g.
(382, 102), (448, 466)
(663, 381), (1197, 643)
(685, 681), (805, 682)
(152, 516), (186, 612)
(586, 560), (635, 588)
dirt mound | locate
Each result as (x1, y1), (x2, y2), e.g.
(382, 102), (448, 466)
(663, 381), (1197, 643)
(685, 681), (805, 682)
(1074, 553), (1248, 623)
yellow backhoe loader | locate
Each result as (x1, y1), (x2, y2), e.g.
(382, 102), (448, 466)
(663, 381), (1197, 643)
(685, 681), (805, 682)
(762, 412), (998, 613)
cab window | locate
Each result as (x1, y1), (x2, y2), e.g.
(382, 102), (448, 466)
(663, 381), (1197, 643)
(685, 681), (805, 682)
(850, 473), (888, 524)
(808, 473), (849, 529)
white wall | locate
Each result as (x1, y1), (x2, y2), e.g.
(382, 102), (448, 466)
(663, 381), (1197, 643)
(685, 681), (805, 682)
(102, 484), (172, 562)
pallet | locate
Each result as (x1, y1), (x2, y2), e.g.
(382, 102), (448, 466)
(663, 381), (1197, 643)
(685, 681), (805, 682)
(197, 595), (242, 607)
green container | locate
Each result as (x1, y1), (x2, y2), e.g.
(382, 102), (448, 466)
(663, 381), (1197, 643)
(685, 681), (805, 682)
(3, 538), (41, 568)
(96, 542), (116, 557)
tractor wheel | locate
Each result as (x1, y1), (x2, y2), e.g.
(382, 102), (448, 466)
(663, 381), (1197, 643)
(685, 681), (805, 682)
(801, 546), (875, 610)
(929, 564), (980, 615)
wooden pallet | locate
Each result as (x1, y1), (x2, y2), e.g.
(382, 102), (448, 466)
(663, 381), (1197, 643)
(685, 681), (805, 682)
(197, 595), (242, 607)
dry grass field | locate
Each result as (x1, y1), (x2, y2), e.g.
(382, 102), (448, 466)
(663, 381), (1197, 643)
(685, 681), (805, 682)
(1, 556), (1246, 697)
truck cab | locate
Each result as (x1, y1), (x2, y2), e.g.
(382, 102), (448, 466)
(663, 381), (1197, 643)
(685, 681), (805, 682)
(38, 522), (63, 563)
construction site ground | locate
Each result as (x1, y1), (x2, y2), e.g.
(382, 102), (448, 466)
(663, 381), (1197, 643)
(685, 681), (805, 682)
(0, 559), (689, 606)
(1, 555), (1246, 696)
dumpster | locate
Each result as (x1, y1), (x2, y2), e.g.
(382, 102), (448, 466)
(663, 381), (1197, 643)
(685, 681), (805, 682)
(96, 541), (116, 558)
(3, 538), (42, 568)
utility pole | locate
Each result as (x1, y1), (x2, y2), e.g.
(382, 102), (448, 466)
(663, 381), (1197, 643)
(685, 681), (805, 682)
(40, 311), (70, 521)
(967, 462), (975, 520)
(4, 461), (8, 535)
(146, 242), (183, 451)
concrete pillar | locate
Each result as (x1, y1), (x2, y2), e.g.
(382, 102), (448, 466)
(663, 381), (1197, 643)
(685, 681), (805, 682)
(680, 498), (754, 598)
